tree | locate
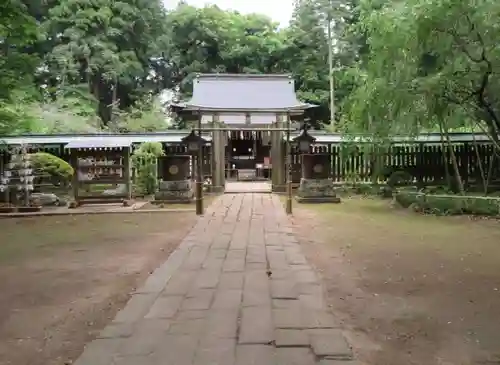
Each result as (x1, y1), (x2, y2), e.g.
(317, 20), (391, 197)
(162, 4), (288, 97)
(341, 0), (500, 193)
(345, 0), (500, 146)
(0, 0), (40, 101)
(0, 1), (42, 134)
(283, 0), (330, 125)
(43, 0), (168, 124)
(109, 96), (172, 132)
(282, 0), (364, 126)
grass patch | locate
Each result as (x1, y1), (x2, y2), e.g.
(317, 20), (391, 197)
(293, 197), (500, 364)
(296, 196), (500, 269)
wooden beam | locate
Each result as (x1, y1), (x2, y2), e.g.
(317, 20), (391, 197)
(70, 152), (79, 204)
(123, 147), (132, 200)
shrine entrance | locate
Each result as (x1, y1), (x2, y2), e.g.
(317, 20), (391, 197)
(225, 130), (272, 182)
(170, 73), (316, 212)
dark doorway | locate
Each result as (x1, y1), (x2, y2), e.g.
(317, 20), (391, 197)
(225, 130), (271, 181)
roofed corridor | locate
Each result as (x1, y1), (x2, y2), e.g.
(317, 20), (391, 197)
(74, 194), (353, 365)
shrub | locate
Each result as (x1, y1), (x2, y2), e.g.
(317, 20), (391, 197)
(29, 152), (73, 186)
(387, 170), (413, 188)
(394, 191), (500, 216)
(379, 185), (394, 198)
(131, 142), (164, 195)
(334, 183), (394, 199)
(424, 185), (454, 195)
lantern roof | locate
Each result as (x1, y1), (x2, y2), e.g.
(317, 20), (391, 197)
(181, 130), (207, 145)
(292, 127), (316, 143)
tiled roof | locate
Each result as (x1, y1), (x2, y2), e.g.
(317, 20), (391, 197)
(182, 74), (314, 111)
(292, 131), (493, 144)
(0, 131), (493, 148)
(64, 138), (132, 149)
(0, 132), (212, 147)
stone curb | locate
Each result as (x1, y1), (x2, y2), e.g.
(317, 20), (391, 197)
(0, 208), (195, 218)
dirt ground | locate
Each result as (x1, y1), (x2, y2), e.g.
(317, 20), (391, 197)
(291, 198), (500, 365)
(137, 194), (217, 211)
(0, 212), (197, 365)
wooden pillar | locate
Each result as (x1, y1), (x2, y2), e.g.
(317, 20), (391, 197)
(70, 151), (79, 205)
(212, 114), (225, 192)
(271, 113), (285, 192)
(219, 130), (225, 189)
(123, 147), (132, 200)
(271, 123), (279, 189)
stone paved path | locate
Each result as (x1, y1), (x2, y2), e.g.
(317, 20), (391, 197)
(225, 181), (272, 193)
(74, 194), (355, 365)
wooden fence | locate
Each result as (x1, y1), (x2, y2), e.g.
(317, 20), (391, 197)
(1, 137), (499, 189)
(290, 142), (500, 187)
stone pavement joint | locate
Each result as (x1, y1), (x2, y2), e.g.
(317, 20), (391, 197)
(74, 193), (354, 365)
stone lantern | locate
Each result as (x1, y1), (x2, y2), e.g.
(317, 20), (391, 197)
(182, 130), (207, 155)
(293, 127), (340, 204)
(181, 130), (207, 215)
(293, 126), (316, 154)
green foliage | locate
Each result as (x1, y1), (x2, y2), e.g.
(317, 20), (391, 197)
(345, 0), (500, 146)
(0, 0), (40, 102)
(0, 100), (38, 135)
(131, 142), (164, 195)
(395, 191), (500, 216)
(134, 142), (164, 157)
(10, 0), (500, 140)
(336, 182), (393, 198)
(386, 170), (413, 188)
(109, 98), (170, 132)
(30, 152), (74, 185)
(163, 4), (288, 93)
(394, 191), (422, 209)
(43, 0), (168, 124)
(284, 0), (330, 123)
(0, 1), (42, 134)
(0, 0), (360, 132)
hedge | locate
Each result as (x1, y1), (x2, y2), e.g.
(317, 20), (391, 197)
(334, 183), (394, 198)
(394, 191), (500, 216)
(30, 152), (73, 185)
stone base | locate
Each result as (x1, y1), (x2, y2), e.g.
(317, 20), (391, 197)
(154, 180), (193, 203)
(296, 178), (340, 203)
(295, 196), (341, 204)
(210, 185), (225, 193)
(272, 184), (287, 193)
(158, 180), (191, 191)
(151, 198), (192, 204)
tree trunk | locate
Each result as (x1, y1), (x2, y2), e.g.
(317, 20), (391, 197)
(471, 131), (488, 194)
(438, 121), (451, 189)
(443, 126), (465, 195)
(485, 153), (496, 195)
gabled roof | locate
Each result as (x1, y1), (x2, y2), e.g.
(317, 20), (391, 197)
(173, 74), (315, 112)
